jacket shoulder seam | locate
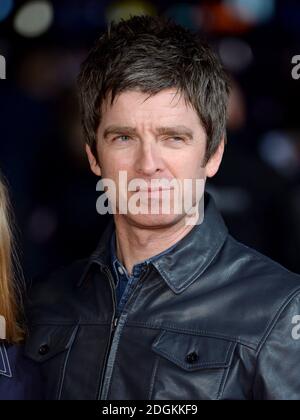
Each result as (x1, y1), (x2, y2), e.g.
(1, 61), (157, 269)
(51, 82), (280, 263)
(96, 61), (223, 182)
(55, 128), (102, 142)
(257, 287), (300, 354)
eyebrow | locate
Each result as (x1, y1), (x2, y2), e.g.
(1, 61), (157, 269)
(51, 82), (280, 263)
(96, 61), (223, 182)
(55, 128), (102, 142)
(102, 125), (194, 139)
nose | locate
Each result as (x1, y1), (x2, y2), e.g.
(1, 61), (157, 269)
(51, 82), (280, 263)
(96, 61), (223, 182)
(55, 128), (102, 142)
(135, 143), (163, 177)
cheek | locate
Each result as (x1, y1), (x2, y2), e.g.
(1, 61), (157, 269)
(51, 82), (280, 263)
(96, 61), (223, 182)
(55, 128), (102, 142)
(166, 152), (204, 179)
(100, 152), (134, 180)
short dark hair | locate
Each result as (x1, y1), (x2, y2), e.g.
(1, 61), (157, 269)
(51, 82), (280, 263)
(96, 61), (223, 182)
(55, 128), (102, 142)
(77, 15), (230, 164)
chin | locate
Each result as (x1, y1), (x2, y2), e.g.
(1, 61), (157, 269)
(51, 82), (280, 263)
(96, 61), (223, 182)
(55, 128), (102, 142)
(124, 212), (185, 229)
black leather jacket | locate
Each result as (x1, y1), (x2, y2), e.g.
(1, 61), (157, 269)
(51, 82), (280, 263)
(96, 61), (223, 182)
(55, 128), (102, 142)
(25, 193), (300, 400)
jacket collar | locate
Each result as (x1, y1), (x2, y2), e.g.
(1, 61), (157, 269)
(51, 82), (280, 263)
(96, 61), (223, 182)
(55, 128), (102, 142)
(78, 192), (228, 294)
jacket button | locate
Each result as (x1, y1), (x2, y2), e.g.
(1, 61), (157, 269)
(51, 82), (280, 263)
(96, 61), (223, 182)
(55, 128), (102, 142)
(38, 344), (50, 356)
(186, 352), (199, 364)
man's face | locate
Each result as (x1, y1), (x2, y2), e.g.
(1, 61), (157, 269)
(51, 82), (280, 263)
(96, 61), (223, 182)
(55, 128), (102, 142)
(87, 89), (224, 228)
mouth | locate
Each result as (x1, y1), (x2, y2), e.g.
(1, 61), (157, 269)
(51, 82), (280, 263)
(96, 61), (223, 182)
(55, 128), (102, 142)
(135, 186), (175, 193)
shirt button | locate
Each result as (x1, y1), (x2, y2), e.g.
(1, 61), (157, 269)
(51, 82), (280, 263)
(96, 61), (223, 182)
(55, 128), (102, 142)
(118, 266), (124, 275)
(38, 344), (50, 356)
(185, 352), (199, 364)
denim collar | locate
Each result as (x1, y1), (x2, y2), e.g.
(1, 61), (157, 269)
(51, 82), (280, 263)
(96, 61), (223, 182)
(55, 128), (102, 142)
(78, 192), (228, 294)
(110, 229), (178, 286)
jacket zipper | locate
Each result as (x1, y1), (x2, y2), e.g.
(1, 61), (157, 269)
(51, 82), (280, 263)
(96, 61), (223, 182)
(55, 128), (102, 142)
(113, 317), (119, 329)
(97, 266), (117, 399)
(97, 264), (150, 400)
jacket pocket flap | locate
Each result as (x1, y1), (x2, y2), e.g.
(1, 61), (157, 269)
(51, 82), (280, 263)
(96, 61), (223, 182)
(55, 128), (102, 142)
(24, 325), (78, 363)
(152, 330), (236, 371)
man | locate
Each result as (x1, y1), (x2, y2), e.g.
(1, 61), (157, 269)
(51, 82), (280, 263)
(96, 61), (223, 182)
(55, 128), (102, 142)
(25, 16), (300, 400)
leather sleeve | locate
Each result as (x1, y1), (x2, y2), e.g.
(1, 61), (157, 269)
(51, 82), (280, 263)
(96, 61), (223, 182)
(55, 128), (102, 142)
(253, 290), (300, 400)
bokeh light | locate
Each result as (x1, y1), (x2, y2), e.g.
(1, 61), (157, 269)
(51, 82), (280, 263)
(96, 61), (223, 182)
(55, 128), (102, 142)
(13, 0), (53, 38)
(164, 3), (202, 30)
(218, 37), (253, 72)
(259, 131), (299, 177)
(225, 0), (275, 25)
(201, 2), (252, 34)
(106, 0), (156, 24)
(0, 0), (13, 22)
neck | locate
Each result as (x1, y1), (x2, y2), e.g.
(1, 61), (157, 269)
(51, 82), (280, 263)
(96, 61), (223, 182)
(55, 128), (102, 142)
(113, 215), (196, 275)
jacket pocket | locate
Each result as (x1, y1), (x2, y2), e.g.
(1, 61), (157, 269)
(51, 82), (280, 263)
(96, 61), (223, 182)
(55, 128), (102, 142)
(150, 330), (236, 400)
(24, 324), (78, 399)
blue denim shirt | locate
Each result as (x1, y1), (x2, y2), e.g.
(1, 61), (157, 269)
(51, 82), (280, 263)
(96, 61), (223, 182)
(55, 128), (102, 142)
(110, 231), (177, 317)
(0, 342), (43, 400)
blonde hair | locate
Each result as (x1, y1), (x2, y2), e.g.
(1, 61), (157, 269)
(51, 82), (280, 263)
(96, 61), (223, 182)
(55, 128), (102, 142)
(0, 175), (24, 343)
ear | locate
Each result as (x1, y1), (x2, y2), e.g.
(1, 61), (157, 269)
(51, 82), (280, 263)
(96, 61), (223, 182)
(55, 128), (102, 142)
(205, 138), (225, 178)
(85, 144), (102, 177)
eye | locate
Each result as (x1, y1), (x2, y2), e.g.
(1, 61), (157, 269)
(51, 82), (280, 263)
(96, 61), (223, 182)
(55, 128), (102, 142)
(109, 135), (134, 146)
(166, 137), (185, 143)
(114, 135), (131, 142)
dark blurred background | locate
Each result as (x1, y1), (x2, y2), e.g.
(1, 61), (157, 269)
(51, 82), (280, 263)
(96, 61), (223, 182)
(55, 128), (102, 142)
(0, 0), (300, 280)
